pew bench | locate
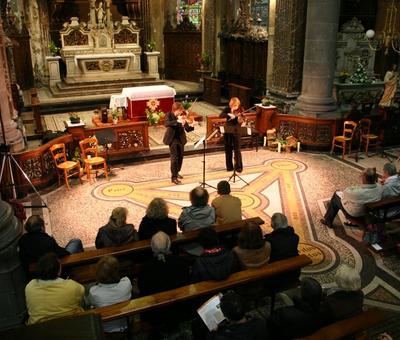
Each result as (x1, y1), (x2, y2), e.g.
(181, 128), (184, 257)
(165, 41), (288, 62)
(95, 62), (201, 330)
(300, 309), (387, 340)
(30, 217), (264, 283)
(86, 254), (312, 335)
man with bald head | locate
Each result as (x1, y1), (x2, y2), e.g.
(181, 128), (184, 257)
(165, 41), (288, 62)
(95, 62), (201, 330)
(321, 168), (383, 228)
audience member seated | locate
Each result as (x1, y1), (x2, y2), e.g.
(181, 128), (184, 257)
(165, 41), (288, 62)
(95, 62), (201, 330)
(138, 197), (177, 240)
(25, 253), (84, 324)
(194, 291), (268, 340)
(233, 221), (270, 269)
(211, 180), (242, 224)
(88, 255), (132, 334)
(138, 231), (190, 295)
(18, 215), (83, 272)
(321, 264), (364, 323)
(267, 277), (324, 339)
(191, 228), (238, 282)
(320, 168), (383, 228)
(381, 163), (400, 218)
(264, 213), (300, 290)
(179, 186), (215, 231)
(95, 207), (138, 249)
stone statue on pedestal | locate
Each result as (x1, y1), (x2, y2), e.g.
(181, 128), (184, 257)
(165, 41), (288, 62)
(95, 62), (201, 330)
(96, 1), (105, 25)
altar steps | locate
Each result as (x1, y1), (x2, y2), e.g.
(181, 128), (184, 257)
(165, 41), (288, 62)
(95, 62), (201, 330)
(50, 75), (164, 98)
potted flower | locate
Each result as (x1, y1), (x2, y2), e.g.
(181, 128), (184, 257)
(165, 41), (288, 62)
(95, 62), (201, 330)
(48, 40), (60, 57)
(146, 40), (156, 52)
(69, 112), (80, 124)
(261, 96), (271, 106)
(197, 52), (211, 70)
(182, 95), (191, 113)
(111, 110), (119, 124)
(338, 70), (350, 83)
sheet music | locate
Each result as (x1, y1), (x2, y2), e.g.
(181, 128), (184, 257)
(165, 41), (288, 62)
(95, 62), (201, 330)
(194, 136), (206, 149)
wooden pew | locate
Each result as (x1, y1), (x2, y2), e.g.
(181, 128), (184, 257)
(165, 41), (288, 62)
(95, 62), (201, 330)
(30, 217), (264, 282)
(89, 254), (312, 323)
(299, 309), (387, 340)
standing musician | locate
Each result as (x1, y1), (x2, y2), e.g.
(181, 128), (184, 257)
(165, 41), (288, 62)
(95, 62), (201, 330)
(220, 97), (245, 172)
(163, 102), (195, 184)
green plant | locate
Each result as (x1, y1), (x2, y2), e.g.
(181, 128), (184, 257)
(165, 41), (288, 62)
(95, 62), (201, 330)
(69, 112), (80, 123)
(182, 95), (191, 110)
(71, 147), (81, 163)
(145, 98), (165, 125)
(197, 52), (211, 69)
(146, 40), (156, 52)
(48, 40), (60, 56)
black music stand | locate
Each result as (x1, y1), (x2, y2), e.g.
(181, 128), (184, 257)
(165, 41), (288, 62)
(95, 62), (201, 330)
(222, 125), (250, 185)
(95, 128), (121, 176)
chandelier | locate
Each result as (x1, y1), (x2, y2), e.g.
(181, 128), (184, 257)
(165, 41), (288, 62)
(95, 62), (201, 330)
(366, 0), (400, 55)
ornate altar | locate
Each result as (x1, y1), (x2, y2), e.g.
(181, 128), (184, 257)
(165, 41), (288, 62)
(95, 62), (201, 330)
(60, 1), (141, 81)
(336, 18), (375, 78)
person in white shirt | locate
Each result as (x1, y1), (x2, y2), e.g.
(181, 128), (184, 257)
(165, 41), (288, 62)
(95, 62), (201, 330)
(88, 255), (132, 333)
(321, 168), (383, 228)
(381, 163), (400, 218)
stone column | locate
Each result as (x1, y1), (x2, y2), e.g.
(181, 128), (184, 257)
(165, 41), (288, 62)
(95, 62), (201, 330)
(0, 19), (24, 152)
(202, 0), (216, 74)
(270, 0), (307, 98)
(266, 0), (276, 91)
(296, 0), (341, 117)
(46, 56), (61, 87)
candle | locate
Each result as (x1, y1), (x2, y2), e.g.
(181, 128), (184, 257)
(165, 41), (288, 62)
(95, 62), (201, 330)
(278, 142), (281, 153)
(297, 141), (300, 152)
(263, 136), (267, 147)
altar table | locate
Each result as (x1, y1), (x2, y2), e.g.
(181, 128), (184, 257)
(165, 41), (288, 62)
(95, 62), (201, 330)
(122, 85), (176, 121)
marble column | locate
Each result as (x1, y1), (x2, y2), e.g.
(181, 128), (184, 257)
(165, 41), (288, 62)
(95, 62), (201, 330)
(270, 0), (306, 97)
(295, 0), (341, 118)
(266, 0), (276, 91)
(202, 0), (216, 74)
(0, 18), (24, 152)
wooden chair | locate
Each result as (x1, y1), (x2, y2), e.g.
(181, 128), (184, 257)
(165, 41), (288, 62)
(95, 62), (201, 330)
(49, 143), (82, 190)
(79, 137), (108, 183)
(359, 118), (379, 157)
(331, 120), (358, 158)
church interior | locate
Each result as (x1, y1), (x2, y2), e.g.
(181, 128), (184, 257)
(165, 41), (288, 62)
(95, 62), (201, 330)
(0, 0), (400, 338)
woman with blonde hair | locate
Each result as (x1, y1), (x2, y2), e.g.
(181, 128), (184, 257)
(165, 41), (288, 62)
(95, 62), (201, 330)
(138, 197), (177, 240)
(219, 97), (245, 172)
(95, 207), (138, 248)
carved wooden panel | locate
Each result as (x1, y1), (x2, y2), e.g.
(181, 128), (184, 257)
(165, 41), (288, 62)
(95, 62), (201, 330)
(271, 0), (306, 97)
(114, 29), (138, 44)
(203, 77), (221, 106)
(164, 17), (201, 82)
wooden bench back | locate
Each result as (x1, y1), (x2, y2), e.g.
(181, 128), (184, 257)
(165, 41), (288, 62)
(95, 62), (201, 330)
(300, 309), (387, 340)
(90, 254), (311, 322)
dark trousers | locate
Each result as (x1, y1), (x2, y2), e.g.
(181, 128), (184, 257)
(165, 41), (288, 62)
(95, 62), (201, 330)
(324, 191), (353, 225)
(224, 133), (242, 171)
(169, 139), (184, 179)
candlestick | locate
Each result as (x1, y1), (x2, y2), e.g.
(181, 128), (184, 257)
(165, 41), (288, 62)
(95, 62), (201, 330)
(297, 141), (300, 152)
(278, 142), (281, 153)
(263, 136), (266, 147)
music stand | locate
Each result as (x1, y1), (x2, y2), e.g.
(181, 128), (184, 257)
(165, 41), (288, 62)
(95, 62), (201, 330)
(195, 129), (220, 189)
(222, 125), (250, 185)
(95, 129), (122, 176)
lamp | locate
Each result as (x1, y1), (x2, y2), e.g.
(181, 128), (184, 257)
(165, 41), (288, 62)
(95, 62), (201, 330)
(366, 0), (400, 55)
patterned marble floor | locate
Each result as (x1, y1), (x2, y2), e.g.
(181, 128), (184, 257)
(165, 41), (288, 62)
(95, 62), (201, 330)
(27, 149), (400, 311)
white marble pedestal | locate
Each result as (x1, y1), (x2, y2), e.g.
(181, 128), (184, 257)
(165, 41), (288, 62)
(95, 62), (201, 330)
(46, 56), (61, 87)
(144, 51), (160, 79)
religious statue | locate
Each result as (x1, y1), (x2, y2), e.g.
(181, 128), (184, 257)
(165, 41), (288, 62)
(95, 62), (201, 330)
(96, 1), (105, 25)
(379, 64), (398, 107)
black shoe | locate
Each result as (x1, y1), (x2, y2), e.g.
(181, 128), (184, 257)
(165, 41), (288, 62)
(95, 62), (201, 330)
(236, 168), (243, 173)
(171, 178), (181, 185)
(320, 219), (333, 228)
(177, 174), (183, 179)
(227, 168), (234, 171)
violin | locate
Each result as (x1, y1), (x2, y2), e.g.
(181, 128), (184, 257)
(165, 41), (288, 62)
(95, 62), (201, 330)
(230, 107), (246, 125)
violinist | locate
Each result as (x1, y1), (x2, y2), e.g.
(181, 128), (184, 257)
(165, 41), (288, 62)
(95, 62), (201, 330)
(219, 97), (244, 172)
(163, 102), (195, 184)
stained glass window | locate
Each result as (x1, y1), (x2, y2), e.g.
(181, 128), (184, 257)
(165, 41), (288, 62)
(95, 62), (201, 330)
(176, 0), (202, 28)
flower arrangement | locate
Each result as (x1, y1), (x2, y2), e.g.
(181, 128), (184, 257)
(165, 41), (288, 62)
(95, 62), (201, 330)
(338, 69), (350, 83)
(196, 52), (211, 69)
(145, 98), (164, 125)
(146, 40), (156, 52)
(48, 40), (60, 56)
(182, 95), (191, 111)
(261, 96), (272, 106)
(349, 63), (372, 84)
(69, 112), (80, 124)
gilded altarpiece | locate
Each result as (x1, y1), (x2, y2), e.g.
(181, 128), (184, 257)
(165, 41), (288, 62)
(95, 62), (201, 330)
(271, 0), (306, 98)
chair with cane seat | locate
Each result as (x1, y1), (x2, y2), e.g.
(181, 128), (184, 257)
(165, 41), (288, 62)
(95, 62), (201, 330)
(331, 121), (358, 159)
(49, 143), (82, 190)
(359, 118), (379, 157)
(79, 137), (108, 183)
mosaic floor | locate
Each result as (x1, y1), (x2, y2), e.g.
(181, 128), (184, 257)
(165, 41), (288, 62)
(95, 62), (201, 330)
(35, 149), (400, 311)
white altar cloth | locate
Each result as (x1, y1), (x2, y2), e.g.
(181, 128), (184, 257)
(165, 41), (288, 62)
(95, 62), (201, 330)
(121, 85), (176, 100)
